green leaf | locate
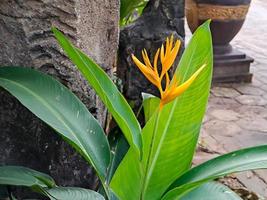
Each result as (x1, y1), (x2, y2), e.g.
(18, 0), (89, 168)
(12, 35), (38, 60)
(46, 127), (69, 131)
(139, 20), (213, 200)
(110, 147), (143, 200)
(46, 187), (105, 200)
(52, 28), (142, 156)
(120, 0), (136, 20)
(180, 182), (242, 200)
(120, 0), (147, 25)
(0, 67), (110, 181)
(0, 166), (55, 188)
(163, 145), (267, 200)
(107, 133), (129, 184)
(142, 93), (160, 122)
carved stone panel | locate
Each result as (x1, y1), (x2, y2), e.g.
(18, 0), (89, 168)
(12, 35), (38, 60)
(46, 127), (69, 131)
(0, 0), (119, 194)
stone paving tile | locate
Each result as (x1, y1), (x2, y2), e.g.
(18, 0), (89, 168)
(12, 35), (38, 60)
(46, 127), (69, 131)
(236, 95), (267, 106)
(237, 118), (267, 133)
(211, 86), (241, 98)
(210, 109), (241, 121)
(255, 170), (267, 184)
(208, 96), (240, 108)
(236, 173), (267, 198)
(233, 131), (267, 148)
(233, 105), (267, 119)
(203, 120), (242, 136)
(233, 85), (265, 96)
(187, 0), (267, 198)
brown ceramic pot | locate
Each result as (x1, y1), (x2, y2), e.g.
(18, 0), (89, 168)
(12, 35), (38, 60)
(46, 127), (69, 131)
(186, 0), (251, 54)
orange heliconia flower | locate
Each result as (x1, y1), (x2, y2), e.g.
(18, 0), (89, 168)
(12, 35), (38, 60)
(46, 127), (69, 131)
(131, 35), (206, 108)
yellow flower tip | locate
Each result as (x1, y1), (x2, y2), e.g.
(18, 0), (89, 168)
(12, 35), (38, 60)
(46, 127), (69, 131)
(170, 34), (174, 41)
(160, 63), (207, 107)
(154, 49), (160, 75)
(161, 40), (181, 77)
(192, 63), (207, 78)
(131, 53), (136, 60)
(160, 44), (165, 63)
(175, 40), (181, 49)
(142, 49), (153, 69)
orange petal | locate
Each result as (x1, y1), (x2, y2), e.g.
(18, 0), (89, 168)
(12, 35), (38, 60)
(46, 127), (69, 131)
(154, 48), (160, 77)
(166, 37), (170, 51)
(166, 35), (173, 57)
(170, 35), (174, 48)
(142, 50), (146, 62)
(132, 54), (153, 76)
(160, 44), (165, 64)
(142, 50), (153, 69)
(161, 64), (206, 105)
(161, 76), (177, 100)
(165, 37), (170, 56)
(161, 40), (181, 77)
(132, 54), (159, 87)
(165, 72), (170, 90)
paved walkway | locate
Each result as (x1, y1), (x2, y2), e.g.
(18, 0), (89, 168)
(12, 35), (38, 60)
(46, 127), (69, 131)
(188, 0), (267, 199)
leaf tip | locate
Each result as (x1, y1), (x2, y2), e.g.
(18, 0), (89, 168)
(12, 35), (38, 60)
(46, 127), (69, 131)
(51, 26), (58, 34)
(207, 19), (212, 24)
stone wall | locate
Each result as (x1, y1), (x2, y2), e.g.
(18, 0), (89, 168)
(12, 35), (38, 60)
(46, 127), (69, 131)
(0, 0), (119, 193)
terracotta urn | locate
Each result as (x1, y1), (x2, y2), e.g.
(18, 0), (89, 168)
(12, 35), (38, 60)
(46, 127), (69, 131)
(185, 0), (254, 82)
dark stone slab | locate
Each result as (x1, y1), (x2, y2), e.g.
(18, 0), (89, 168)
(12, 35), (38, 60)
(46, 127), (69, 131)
(213, 49), (254, 83)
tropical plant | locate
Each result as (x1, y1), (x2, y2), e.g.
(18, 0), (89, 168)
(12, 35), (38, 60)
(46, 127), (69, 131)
(0, 21), (267, 200)
(120, 0), (148, 26)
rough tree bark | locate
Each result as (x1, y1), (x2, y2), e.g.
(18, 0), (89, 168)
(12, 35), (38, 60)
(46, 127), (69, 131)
(117, 0), (185, 112)
(0, 0), (119, 195)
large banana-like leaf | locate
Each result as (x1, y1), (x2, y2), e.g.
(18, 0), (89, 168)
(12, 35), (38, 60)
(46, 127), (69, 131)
(140, 20), (213, 200)
(46, 187), (105, 200)
(162, 145), (267, 200)
(180, 182), (242, 200)
(52, 28), (142, 156)
(0, 166), (55, 188)
(110, 21), (213, 200)
(0, 67), (110, 181)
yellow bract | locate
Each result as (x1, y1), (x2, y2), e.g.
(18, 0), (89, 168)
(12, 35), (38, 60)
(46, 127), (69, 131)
(131, 35), (206, 108)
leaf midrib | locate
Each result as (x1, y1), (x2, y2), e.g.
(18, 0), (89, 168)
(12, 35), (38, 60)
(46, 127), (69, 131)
(0, 77), (101, 176)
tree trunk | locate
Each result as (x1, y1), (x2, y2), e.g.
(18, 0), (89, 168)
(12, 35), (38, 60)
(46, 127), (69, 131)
(0, 0), (119, 195)
(117, 0), (185, 113)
